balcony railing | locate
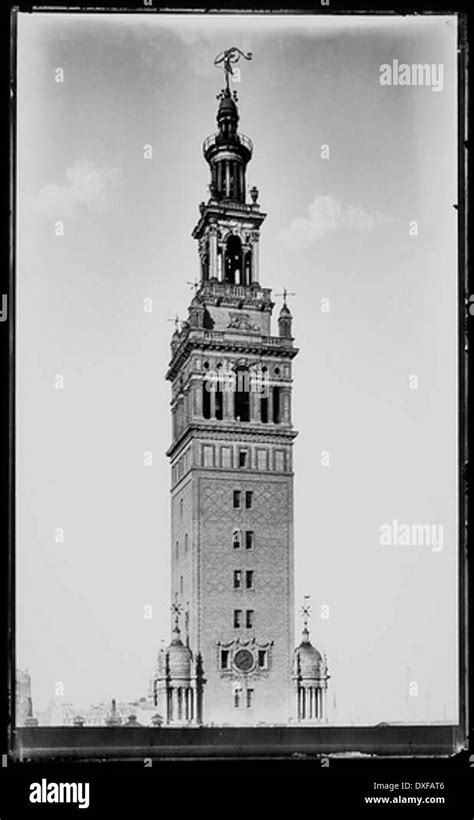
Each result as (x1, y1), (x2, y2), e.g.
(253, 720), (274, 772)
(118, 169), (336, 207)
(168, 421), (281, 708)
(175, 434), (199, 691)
(202, 132), (253, 155)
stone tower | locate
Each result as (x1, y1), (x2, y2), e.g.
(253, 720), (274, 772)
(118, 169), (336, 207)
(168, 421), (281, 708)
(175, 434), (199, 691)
(165, 53), (298, 724)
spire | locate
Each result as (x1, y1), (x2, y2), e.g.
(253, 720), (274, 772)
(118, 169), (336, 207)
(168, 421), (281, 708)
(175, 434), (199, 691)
(277, 288), (295, 339)
(202, 48), (254, 204)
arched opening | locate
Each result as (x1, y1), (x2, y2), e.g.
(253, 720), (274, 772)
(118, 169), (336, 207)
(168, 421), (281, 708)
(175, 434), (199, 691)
(234, 366), (250, 422)
(224, 234), (243, 285)
(202, 376), (211, 419)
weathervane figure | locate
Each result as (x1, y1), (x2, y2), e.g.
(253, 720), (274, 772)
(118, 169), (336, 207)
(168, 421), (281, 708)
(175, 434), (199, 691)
(214, 47), (253, 91)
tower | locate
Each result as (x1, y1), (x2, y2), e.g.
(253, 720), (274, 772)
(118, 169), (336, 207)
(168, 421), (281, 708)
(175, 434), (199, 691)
(164, 49), (298, 725)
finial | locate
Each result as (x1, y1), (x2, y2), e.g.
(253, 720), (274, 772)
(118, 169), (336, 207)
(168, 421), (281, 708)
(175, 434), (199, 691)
(276, 287), (296, 308)
(167, 314), (180, 332)
(214, 47), (253, 93)
(187, 279), (199, 295)
(300, 595), (312, 631)
(171, 602), (183, 632)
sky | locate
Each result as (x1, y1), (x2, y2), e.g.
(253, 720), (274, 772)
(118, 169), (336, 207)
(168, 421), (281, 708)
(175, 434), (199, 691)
(16, 12), (459, 725)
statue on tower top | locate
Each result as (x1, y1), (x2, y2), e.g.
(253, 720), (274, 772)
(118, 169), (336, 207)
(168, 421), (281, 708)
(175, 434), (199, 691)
(214, 47), (253, 91)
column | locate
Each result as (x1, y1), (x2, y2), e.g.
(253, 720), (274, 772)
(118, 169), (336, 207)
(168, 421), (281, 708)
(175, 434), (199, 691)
(250, 236), (259, 284)
(194, 379), (203, 417)
(250, 382), (259, 423)
(209, 227), (217, 279)
(210, 379), (216, 419)
(225, 162), (230, 198)
(281, 387), (291, 424)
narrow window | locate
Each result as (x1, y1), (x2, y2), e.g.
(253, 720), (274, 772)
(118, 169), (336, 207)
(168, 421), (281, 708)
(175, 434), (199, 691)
(180, 575), (183, 594)
(185, 534), (189, 553)
(232, 529), (241, 550)
(246, 689), (254, 708)
(246, 570), (254, 589)
(245, 491), (253, 509)
(203, 381), (211, 419)
(245, 531), (254, 550)
(221, 650), (229, 670)
(234, 367), (250, 422)
(258, 650), (267, 669)
(233, 490), (241, 508)
(234, 609), (242, 628)
(260, 396), (268, 423)
(234, 690), (241, 708)
(234, 570), (242, 589)
(246, 610), (254, 629)
(180, 498), (184, 517)
(175, 540), (179, 558)
(239, 450), (248, 468)
(215, 366), (223, 420)
(273, 386), (281, 424)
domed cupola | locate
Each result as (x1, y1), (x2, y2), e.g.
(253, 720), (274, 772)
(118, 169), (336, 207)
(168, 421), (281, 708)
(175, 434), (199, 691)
(167, 622), (192, 681)
(294, 600), (330, 722)
(152, 608), (205, 725)
(296, 626), (324, 678)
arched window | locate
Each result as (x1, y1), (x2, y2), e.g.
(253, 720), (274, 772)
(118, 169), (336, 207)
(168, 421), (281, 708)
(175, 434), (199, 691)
(234, 366), (250, 422)
(202, 375), (211, 419)
(224, 235), (243, 285)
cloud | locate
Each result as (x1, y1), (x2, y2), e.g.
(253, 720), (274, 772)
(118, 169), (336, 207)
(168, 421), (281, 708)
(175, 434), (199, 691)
(34, 160), (121, 220)
(280, 195), (395, 250)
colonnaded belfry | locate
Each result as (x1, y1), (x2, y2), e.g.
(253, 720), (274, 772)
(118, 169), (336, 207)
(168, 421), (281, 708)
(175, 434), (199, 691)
(153, 49), (329, 725)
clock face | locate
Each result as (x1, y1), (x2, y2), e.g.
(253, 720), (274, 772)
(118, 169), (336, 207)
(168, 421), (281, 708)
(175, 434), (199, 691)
(233, 648), (254, 672)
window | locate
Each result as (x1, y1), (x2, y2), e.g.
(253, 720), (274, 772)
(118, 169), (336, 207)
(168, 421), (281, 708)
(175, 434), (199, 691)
(246, 610), (254, 629)
(234, 609), (242, 628)
(233, 570), (242, 589)
(185, 534), (189, 553)
(258, 650), (267, 669)
(246, 689), (254, 708)
(239, 450), (248, 468)
(245, 531), (254, 550)
(220, 650), (230, 670)
(273, 386), (281, 424)
(180, 575), (183, 594)
(234, 367), (250, 422)
(232, 529), (241, 549)
(246, 570), (254, 589)
(233, 490), (241, 508)
(234, 690), (241, 708)
(179, 498), (183, 517)
(260, 396), (268, 423)
(245, 491), (253, 509)
(175, 540), (179, 558)
(203, 381), (211, 419)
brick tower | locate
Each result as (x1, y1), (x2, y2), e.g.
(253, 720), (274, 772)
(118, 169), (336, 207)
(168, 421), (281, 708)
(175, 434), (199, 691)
(164, 50), (298, 724)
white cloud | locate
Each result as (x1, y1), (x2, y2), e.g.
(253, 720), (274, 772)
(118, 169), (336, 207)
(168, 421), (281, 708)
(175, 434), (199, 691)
(34, 160), (121, 220)
(280, 195), (394, 250)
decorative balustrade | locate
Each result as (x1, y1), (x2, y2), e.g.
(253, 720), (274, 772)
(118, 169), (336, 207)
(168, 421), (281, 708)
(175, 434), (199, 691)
(202, 132), (253, 155)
